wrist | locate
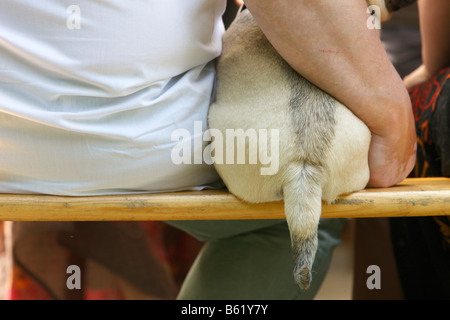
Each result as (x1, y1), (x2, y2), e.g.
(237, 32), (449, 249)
(351, 83), (413, 139)
(364, 92), (417, 187)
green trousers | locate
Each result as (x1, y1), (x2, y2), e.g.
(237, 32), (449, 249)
(166, 218), (345, 299)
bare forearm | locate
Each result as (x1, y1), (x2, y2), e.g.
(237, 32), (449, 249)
(419, 0), (450, 76)
(244, 0), (410, 133)
(244, 0), (416, 186)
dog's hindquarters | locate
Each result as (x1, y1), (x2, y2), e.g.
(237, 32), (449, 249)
(208, 8), (371, 290)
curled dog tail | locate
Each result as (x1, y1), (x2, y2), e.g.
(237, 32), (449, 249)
(283, 163), (323, 290)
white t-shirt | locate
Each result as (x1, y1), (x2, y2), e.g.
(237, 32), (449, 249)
(0, 0), (225, 195)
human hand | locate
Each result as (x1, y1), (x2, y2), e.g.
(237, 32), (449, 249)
(362, 80), (417, 188)
(403, 64), (432, 89)
(368, 128), (417, 188)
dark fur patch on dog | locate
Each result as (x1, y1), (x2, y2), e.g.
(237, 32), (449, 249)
(288, 73), (336, 167)
(292, 231), (318, 290)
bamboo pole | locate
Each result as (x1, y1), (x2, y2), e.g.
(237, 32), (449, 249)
(0, 178), (448, 221)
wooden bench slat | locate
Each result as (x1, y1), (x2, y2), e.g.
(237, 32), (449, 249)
(0, 177), (448, 221)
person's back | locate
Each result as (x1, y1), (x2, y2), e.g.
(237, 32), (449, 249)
(0, 0), (225, 195)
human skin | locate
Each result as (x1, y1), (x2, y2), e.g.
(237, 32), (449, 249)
(243, 0), (417, 187)
(403, 0), (450, 88)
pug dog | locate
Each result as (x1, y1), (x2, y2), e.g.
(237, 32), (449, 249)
(208, 0), (416, 290)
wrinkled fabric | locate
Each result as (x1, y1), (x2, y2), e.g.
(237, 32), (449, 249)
(409, 68), (450, 177)
(0, 0), (225, 195)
